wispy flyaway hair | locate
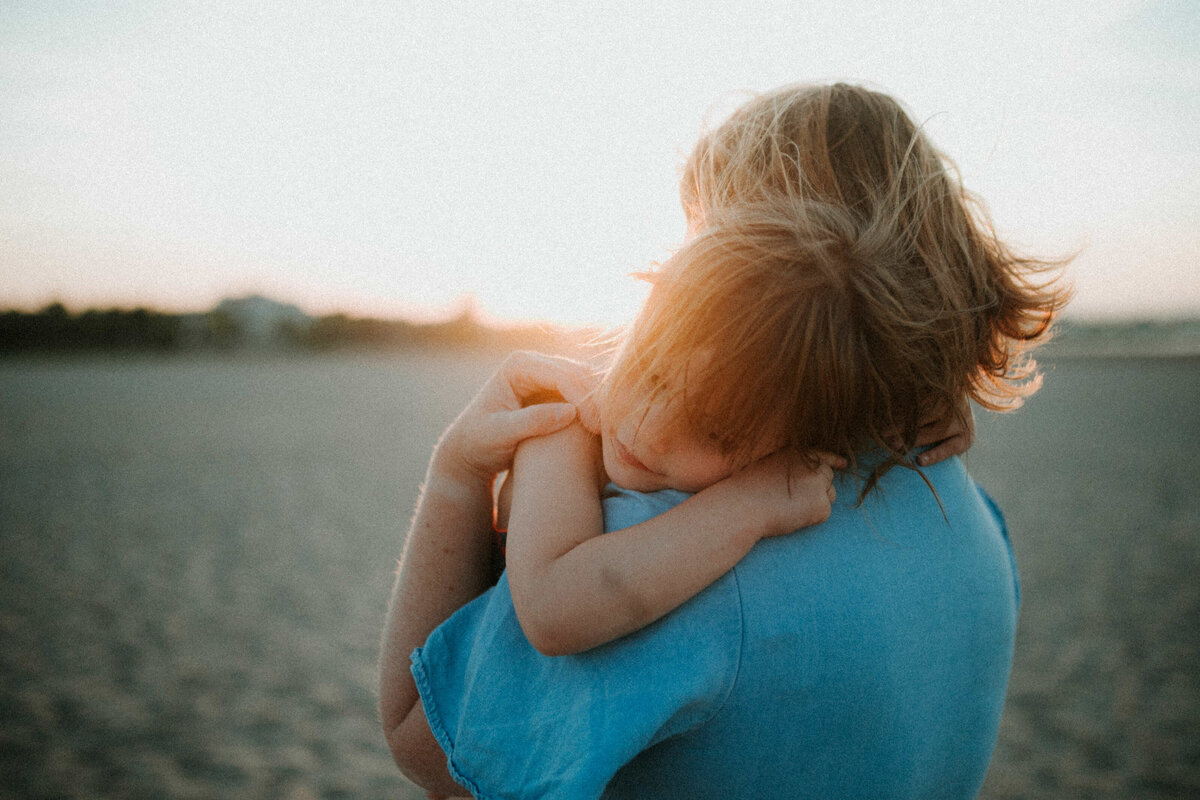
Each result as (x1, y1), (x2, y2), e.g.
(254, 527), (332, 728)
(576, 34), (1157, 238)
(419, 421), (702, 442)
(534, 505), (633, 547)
(602, 82), (1071, 492)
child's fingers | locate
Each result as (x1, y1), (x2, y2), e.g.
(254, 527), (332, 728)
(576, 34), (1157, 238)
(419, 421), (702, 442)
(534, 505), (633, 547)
(915, 430), (972, 466)
(811, 461), (836, 491)
(793, 461), (835, 493)
(813, 451), (847, 470)
(916, 440), (951, 466)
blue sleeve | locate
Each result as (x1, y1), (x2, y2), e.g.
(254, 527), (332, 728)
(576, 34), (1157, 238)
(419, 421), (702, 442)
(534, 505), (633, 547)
(410, 488), (741, 800)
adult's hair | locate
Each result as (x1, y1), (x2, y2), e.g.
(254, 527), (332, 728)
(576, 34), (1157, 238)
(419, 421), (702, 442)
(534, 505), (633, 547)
(601, 82), (1072, 492)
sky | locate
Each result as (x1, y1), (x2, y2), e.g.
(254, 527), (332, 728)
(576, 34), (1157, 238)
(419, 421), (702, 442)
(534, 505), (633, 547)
(2, 0), (1197, 327)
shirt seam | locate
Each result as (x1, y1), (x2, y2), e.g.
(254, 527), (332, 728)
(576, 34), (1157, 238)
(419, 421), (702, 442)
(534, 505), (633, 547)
(700, 565), (746, 727)
(410, 647), (496, 800)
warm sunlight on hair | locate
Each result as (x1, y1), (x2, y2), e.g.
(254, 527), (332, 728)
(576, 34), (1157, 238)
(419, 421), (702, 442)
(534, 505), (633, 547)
(601, 83), (1072, 495)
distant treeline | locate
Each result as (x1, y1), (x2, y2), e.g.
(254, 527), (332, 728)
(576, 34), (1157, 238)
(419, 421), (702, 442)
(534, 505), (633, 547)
(1046, 317), (1200, 359)
(0, 302), (576, 354)
(4, 301), (1196, 358)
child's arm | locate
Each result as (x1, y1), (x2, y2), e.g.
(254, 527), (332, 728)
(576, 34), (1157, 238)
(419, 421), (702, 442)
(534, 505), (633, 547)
(504, 424), (837, 656)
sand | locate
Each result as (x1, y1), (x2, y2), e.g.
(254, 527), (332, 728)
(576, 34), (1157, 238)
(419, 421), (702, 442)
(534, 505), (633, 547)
(0, 352), (1196, 798)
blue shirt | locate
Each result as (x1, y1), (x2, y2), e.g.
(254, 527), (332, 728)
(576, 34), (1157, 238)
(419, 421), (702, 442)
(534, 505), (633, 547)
(411, 456), (1018, 799)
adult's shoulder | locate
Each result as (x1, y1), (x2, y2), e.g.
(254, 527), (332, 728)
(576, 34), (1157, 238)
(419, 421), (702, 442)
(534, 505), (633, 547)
(413, 485), (746, 799)
(667, 458), (1018, 798)
(602, 483), (693, 532)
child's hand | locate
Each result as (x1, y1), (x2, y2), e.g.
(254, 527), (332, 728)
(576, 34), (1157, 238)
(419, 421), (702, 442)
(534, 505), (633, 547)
(914, 397), (975, 466)
(881, 397), (975, 467)
(722, 450), (844, 539)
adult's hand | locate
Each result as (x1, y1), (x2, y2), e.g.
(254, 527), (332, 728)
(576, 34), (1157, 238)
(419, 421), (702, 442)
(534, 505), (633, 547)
(435, 351), (601, 486)
(383, 350), (598, 795)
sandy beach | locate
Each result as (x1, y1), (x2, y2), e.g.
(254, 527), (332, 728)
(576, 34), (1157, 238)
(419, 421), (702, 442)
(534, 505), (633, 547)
(1, 352), (1196, 798)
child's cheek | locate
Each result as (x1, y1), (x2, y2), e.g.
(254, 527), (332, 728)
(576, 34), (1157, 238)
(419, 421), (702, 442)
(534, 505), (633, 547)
(673, 453), (737, 493)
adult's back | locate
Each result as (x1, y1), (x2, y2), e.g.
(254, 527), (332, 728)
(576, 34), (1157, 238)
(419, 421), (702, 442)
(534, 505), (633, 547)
(411, 455), (1017, 799)
(604, 455), (1017, 798)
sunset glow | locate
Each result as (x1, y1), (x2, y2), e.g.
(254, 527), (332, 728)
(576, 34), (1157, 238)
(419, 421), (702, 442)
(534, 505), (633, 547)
(2, 1), (1197, 327)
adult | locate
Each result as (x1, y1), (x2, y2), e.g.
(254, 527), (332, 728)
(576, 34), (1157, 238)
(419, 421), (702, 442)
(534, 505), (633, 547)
(379, 82), (1060, 798)
(379, 352), (1015, 799)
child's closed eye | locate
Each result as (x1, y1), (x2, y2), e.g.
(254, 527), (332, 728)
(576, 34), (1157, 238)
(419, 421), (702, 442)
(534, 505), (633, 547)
(705, 430), (736, 453)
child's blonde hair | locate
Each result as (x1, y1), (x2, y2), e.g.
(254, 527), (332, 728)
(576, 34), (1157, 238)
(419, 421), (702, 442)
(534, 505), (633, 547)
(600, 82), (1071, 492)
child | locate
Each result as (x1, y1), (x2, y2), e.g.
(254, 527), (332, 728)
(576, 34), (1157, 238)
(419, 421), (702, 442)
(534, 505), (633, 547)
(497, 82), (1067, 657)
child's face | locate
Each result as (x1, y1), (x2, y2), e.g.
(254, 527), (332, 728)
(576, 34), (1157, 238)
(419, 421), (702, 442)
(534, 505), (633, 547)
(599, 372), (780, 493)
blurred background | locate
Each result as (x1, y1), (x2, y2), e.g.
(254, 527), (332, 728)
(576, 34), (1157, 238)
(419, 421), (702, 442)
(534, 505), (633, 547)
(1, 1), (1197, 798)
(3, 0), (1197, 327)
